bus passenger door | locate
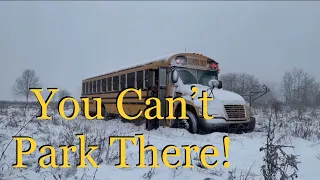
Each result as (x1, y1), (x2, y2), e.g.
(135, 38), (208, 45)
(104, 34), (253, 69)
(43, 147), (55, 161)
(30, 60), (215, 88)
(158, 67), (167, 126)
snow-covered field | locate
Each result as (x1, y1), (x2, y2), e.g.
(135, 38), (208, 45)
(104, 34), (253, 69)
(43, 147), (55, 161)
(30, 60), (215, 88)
(0, 105), (319, 180)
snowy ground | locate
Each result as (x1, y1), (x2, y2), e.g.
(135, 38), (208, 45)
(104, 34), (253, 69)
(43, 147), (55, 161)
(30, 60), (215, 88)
(0, 105), (319, 180)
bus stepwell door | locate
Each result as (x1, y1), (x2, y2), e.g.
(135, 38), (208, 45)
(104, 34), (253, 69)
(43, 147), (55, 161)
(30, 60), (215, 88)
(158, 67), (167, 126)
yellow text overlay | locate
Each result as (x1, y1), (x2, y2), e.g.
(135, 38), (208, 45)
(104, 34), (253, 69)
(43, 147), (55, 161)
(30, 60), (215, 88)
(29, 88), (214, 121)
(12, 134), (230, 169)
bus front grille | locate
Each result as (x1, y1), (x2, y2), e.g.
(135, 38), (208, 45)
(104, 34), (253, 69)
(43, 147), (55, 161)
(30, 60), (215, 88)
(224, 105), (246, 120)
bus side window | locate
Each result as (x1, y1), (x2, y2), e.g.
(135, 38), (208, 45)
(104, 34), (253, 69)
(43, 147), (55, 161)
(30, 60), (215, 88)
(137, 70), (143, 89)
(144, 70), (148, 88)
(82, 83), (85, 94)
(102, 78), (106, 92)
(89, 81), (92, 94)
(93, 80), (96, 93)
(145, 69), (154, 88)
(86, 82), (89, 94)
(97, 79), (101, 93)
(113, 76), (119, 91)
(127, 72), (135, 88)
(120, 74), (126, 90)
(107, 77), (112, 91)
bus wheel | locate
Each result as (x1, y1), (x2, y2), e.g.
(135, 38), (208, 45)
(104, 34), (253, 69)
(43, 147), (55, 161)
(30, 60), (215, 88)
(245, 117), (256, 133)
(102, 106), (113, 120)
(174, 110), (198, 134)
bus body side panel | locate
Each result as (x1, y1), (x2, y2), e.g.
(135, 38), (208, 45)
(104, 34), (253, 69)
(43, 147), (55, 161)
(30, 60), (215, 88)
(85, 90), (148, 117)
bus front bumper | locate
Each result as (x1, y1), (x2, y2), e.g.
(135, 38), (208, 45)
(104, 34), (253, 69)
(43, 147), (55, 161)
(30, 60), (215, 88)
(198, 116), (255, 131)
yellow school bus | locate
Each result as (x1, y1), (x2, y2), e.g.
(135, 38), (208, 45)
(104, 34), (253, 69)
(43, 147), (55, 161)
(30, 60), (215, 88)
(81, 52), (256, 133)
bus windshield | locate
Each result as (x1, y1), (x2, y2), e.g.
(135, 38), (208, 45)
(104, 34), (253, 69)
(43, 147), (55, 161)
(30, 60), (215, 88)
(176, 68), (218, 86)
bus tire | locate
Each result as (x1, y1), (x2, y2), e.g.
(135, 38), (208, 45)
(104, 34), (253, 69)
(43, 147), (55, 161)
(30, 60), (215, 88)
(245, 117), (256, 133)
(173, 110), (198, 134)
(102, 105), (113, 120)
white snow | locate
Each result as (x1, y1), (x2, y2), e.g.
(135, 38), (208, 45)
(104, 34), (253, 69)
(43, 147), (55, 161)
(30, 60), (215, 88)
(0, 106), (319, 180)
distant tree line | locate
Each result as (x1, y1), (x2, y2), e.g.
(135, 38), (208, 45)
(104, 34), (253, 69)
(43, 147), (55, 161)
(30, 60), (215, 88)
(219, 68), (320, 116)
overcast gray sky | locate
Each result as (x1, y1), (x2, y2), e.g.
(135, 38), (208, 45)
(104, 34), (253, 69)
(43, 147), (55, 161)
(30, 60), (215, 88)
(0, 1), (319, 101)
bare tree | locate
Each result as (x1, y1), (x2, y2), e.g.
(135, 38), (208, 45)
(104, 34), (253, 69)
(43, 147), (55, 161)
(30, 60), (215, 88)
(57, 89), (71, 100)
(219, 72), (261, 96)
(220, 72), (268, 107)
(313, 90), (320, 108)
(56, 89), (72, 109)
(12, 69), (41, 103)
(281, 68), (320, 119)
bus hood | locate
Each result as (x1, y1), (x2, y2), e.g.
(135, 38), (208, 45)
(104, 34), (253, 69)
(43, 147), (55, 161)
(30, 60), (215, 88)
(175, 80), (246, 106)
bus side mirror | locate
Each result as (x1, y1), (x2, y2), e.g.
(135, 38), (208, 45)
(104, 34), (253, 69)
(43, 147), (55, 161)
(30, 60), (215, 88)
(171, 69), (179, 83)
(209, 79), (219, 88)
(218, 80), (222, 89)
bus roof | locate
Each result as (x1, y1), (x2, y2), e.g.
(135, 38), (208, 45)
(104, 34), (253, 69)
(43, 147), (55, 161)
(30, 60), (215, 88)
(83, 52), (215, 81)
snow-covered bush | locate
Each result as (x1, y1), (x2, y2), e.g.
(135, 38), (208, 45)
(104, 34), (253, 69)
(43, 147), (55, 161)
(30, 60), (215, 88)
(260, 101), (300, 180)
